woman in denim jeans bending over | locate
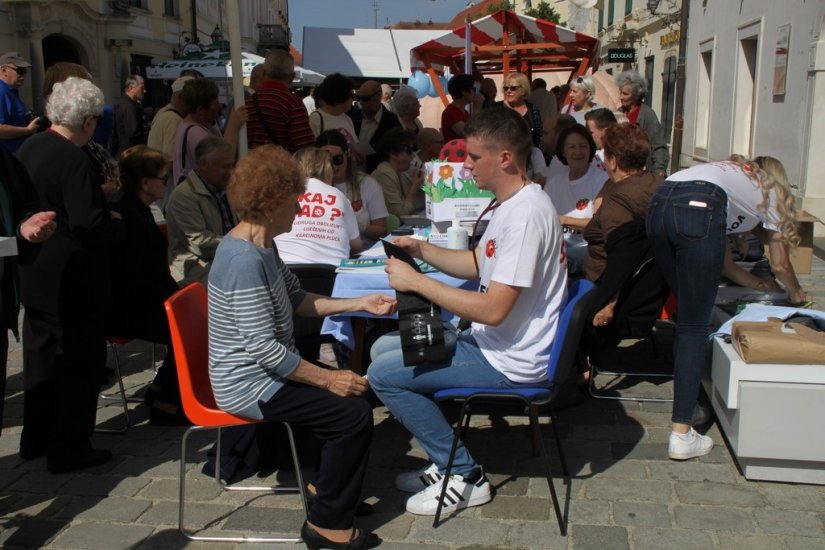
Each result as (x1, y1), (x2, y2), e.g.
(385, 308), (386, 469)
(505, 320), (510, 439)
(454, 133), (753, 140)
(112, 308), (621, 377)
(646, 155), (805, 460)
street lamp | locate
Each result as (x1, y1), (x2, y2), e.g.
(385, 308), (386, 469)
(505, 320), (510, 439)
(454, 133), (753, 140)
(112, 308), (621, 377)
(210, 25), (224, 45)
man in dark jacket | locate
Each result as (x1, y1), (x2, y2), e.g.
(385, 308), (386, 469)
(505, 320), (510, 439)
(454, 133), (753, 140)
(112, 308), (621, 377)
(111, 74), (147, 155)
(348, 80), (400, 173)
(0, 146), (56, 436)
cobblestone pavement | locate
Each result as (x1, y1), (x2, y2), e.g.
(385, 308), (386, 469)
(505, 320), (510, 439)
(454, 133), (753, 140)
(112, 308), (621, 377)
(1, 250), (825, 549)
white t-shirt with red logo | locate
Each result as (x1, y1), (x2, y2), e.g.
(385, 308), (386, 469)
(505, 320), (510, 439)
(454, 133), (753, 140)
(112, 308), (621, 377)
(667, 161), (780, 233)
(544, 164), (608, 248)
(472, 183), (568, 384)
(274, 178), (360, 266)
(333, 173), (389, 237)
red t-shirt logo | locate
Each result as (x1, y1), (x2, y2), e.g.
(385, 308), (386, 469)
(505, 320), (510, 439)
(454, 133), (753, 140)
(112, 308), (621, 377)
(485, 238), (496, 258)
(575, 198), (589, 210)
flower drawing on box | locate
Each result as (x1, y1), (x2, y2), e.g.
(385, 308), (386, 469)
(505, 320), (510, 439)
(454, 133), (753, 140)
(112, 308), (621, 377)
(422, 161), (494, 203)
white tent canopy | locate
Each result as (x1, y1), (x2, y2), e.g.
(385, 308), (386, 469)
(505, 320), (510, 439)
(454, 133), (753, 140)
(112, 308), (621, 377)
(302, 27), (445, 79)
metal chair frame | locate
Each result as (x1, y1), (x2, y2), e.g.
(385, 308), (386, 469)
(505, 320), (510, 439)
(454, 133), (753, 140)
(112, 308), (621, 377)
(431, 279), (596, 535)
(166, 283), (308, 543)
(96, 336), (159, 433)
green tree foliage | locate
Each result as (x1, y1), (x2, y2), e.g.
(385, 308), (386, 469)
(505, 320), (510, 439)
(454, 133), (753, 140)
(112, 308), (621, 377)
(467, 1), (513, 21)
(524, 1), (563, 25)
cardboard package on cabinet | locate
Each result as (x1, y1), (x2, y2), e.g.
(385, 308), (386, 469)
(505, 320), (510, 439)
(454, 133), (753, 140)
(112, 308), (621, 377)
(732, 318), (825, 364)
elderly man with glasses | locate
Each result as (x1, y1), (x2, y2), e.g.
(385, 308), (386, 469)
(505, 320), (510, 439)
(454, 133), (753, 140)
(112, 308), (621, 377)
(348, 80), (400, 173)
(0, 52), (40, 153)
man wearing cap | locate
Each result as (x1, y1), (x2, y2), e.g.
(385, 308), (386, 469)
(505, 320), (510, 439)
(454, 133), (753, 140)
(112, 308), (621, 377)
(0, 52), (39, 153)
(348, 80), (400, 173)
(111, 74), (147, 155)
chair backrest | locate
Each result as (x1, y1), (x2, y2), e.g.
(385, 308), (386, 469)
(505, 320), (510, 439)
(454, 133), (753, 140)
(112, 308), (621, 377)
(164, 282), (215, 423)
(287, 264), (337, 338)
(546, 278), (595, 387)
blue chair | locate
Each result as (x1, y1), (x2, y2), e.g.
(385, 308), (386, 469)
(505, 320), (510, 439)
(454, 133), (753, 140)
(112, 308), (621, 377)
(432, 278), (595, 534)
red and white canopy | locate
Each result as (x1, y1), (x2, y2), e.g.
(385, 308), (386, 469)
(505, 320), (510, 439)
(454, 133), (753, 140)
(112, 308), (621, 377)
(411, 10), (600, 78)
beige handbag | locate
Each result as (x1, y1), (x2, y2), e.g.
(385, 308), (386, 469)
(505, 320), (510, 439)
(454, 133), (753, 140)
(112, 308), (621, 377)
(732, 318), (825, 364)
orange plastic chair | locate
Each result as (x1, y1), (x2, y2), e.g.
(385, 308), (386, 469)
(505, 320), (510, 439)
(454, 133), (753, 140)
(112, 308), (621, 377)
(164, 282), (308, 543)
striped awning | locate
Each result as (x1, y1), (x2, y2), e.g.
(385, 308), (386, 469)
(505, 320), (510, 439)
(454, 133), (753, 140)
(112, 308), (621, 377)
(410, 10), (600, 77)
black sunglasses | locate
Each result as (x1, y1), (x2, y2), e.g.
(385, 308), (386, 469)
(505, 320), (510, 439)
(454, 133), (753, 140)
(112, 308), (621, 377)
(502, 85), (521, 92)
(331, 153), (346, 166)
(354, 91), (379, 102)
(575, 77), (584, 84)
(3, 65), (26, 75)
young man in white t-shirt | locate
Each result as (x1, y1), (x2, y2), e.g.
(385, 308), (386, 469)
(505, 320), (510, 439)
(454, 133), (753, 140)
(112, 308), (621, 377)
(368, 107), (568, 516)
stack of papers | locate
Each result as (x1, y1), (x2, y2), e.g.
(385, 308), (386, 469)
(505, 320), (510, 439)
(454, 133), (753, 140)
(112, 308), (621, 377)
(337, 256), (438, 273)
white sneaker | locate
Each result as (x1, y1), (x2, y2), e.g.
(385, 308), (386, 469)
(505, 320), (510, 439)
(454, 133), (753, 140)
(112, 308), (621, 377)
(668, 428), (714, 460)
(395, 463), (442, 493)
(405, 471), (492, 516)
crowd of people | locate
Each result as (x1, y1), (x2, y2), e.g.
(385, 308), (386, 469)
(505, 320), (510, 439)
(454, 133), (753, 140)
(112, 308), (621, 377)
(0, 47), (810, 548)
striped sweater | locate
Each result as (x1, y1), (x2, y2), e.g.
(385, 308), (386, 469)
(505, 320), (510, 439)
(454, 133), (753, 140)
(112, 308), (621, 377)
(208, 235), (306, 419)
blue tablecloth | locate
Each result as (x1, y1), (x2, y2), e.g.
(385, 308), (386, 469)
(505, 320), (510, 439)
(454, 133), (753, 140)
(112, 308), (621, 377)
(320, 270), (478, 349)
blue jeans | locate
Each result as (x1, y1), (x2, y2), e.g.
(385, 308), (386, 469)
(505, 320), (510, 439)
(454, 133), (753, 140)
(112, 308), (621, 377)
(368, 328), (531, 477)
(646, 180), (727, 424)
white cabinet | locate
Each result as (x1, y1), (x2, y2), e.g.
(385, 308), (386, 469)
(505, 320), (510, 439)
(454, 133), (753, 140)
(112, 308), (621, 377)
(704, 337), (825, 484)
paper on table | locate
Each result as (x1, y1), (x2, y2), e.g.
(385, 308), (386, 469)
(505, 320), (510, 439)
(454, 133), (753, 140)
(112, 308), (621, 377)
(0, 237), (18, 257)
(357, 246), (388, 259)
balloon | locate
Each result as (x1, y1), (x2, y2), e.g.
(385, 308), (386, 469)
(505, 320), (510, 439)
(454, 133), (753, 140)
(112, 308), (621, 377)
(407, 71), (429, 99)
(426, 74), (439, 97)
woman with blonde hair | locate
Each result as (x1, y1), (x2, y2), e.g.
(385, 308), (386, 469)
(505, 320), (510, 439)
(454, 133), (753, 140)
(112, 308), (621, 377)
(274, 147), (362, 265)
(646, 155), (805, 462)
(563, 75), (600, 125)
(497, 71), (543, 148)
(316, 130), (388, 246)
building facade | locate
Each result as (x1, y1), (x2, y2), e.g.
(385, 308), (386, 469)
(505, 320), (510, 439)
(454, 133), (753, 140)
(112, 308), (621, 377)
(679, 0), (825, 219)
(0, 0), (289, 110)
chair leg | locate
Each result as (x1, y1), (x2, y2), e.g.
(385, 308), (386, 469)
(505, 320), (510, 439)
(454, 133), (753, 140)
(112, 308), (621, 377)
(548, 408), (569, 478)
(96, 342), (130, 433)
(180, 424), (305, 543)
(531, 407), (567, 536)
(433, 401), (469, 527)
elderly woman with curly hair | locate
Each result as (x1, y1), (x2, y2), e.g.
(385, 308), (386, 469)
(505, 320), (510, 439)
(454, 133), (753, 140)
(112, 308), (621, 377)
(562, 75), (601, 125)
(208, 144), (396, 549)
(615, 70), (669, 176)
(646, 154), (806, 462)
(17, 77), (123, 473)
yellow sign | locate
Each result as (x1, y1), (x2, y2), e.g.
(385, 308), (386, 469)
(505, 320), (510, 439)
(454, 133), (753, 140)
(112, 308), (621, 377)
(660, 30), (680, 47)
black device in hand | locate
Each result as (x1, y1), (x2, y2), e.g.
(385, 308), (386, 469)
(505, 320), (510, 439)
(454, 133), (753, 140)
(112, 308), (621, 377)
(382, 239), (448, 366)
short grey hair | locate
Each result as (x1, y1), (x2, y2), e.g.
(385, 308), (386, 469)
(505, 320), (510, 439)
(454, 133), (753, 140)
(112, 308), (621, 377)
(264, 49), (294, 79)
(391, 86), (420, 117)
(195, 136), (233, 163)
(46, 76), (103, 128)
(125, 74), (144, 91)
(570, 74), (596, 98)
(615, 70), (647, 100)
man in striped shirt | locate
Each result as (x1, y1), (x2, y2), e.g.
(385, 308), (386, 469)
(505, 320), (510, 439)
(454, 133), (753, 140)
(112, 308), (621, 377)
(245, 50), (315, 152)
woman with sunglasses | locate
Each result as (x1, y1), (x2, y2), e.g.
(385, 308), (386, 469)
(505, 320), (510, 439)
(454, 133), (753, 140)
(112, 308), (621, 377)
(317, 130), (389, 247)
(275, 147), (362, 266)
(105, 145), (186, 425)
(498, 72), (543, 148)
(563, 75), (601, 125)
(370, 128), (424, 218)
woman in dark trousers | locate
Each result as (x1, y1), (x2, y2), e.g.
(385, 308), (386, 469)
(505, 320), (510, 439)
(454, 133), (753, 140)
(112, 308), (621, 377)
(105, 145), (185, 424)
(646, 155), (806, 461)
(17, 77), (123, 473)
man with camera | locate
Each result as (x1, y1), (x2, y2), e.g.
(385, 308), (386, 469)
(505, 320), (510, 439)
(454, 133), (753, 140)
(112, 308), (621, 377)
(0, 52), (40, 153)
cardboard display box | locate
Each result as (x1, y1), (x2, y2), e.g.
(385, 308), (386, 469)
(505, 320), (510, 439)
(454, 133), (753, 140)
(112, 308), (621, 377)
(424, 161), (495, 223)
(763, 211), (822, 274)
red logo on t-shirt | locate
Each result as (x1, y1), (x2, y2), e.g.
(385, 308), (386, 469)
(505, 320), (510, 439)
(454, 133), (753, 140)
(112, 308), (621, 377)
(575, 198), (590, 210)
(351, 200), (363, 212)
(485, 238), (496, 258)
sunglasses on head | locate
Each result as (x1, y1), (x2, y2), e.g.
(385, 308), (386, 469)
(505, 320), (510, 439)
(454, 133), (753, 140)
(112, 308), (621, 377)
(575, 77), (584, 84)
(502, 85), (521, 93)
(331, 153), (346, 166)
(354, 91), (379, 102)
(3, 65), (26, 75)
